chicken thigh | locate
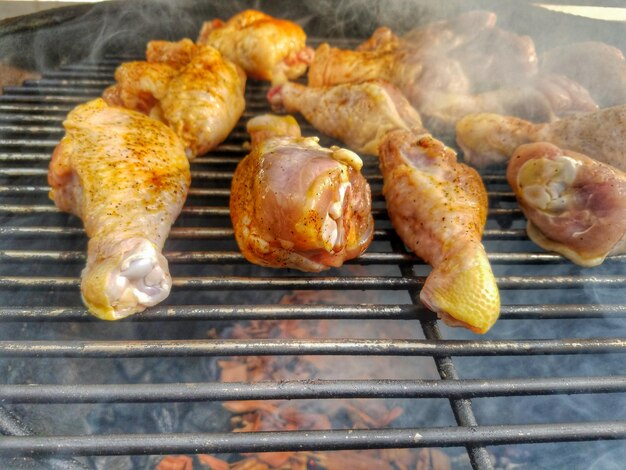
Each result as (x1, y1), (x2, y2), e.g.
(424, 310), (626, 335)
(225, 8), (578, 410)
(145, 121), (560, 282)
(104, 39), (245, 159)
(197, 9), (314, 84)
(268, 80), (424, 155)
(456, 105), (626, 170)
(230, 115), (374, 272)
(48, 99), (190, 320)
(507, 142), (626, 266)
(379, 130), (500, 334)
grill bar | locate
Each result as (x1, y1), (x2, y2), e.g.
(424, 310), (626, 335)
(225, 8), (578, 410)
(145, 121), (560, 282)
(3, 422), (626, 457)
(2, 337), (623, 358)
(2, 249), (624, 265)
(1, 304), (625, 322)
(2, 275), (626, 290)
(3, 376), (626, 404)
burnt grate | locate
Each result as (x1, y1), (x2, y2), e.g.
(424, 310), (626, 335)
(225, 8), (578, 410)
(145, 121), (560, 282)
(1, 43), (626, 470)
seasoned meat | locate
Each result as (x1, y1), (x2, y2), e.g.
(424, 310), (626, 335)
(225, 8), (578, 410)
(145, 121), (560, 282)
(197, 9), (313, 84)
(48, 99), (190, 320)
(230, 115), (374, 272)
(379, 130), (499, 334)
(508, 142), (626, 266)
(268, 80), (424, 155)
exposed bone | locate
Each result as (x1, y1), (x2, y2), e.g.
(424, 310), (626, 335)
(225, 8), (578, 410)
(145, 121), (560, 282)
(106, 239), (171, 319)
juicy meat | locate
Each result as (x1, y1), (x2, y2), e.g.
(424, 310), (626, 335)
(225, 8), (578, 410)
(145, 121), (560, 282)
(507, 142), (626, 266)
(230, 115), (374, 272)
(197, 9), (314, 84)
(542, 41), (626, 108)
(268, 80), (424, 155)
(103, 39), (245, 159)
(456, 105), (626, 170)
(379, 130), (499, 334)
(48, 99), (190, 320)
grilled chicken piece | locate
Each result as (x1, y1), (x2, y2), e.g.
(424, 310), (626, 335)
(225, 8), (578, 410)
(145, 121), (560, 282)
(379, 130), (499, 334)
(230, 115), (374, 272)
(48, 99), (190, 320)
(268, 80), (424, 155)
(104, 39), (245, 159)
(457, 105), (626, 170)
(542, 41), (626, 108)
(507, 142), (626, 266)
(197, 9), (314, 84)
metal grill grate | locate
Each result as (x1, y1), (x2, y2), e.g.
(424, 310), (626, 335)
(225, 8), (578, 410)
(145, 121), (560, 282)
(1, 42), (626, 470)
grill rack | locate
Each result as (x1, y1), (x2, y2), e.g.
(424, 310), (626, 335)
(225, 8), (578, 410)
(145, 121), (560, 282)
(1, 41), (626, 470)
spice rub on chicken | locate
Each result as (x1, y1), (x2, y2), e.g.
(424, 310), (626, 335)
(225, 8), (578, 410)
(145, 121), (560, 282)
(197, 9), (314, 84)
(48, 99), (190, 320)
(379, 130), (500, 334)
(456, 105), (626, 170)
(230, 115), (374, 272)
(268, 80), (424, 155)
(508, 142), (626, 267)
(103, 39), (245, 159)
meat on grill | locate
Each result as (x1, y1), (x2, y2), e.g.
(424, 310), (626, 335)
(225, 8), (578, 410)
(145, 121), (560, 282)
(48, 98), (190, 320)
(230, 114), (374, 272)
(197, 9), (314, 84)
(456, 105), (626, 170)
(507, 142), (626, 266)
(268, 80), (424, 155)
(103, 39), (245, 159)
(306, 11), (560, 134)
(541, 41), (626, 108)
(379, 130), (500, 334)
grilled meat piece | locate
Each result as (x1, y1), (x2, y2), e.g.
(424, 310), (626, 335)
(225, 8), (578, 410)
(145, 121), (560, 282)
(379, 130), (499, 334)
(268, 80), (424, 155)
(456, 105), (626, 170)
(542, 41), (626, 108)
(197, 9), (314, 84)
(508, 142), (626, 266)
(230, 115), (374, 272)
(104, 39), (245, 159)
(48, 99), (190, 320)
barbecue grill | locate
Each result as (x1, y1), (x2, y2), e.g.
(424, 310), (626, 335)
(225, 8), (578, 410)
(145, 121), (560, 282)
(1, 1), (626, 469)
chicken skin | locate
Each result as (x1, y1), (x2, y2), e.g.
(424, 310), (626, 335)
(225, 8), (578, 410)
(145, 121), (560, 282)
(456, 105), (626, 170)
(104, 39), (245, 159)
(379, 130), (500, 334)
(542, 41), (626, 108)
(268, 80), (424, 155)
(507, 142), (626, 267)
(48, 99), (190, 320)
(197, 9), (314, 84)
(308, 12), (598, 134)
(230, 115), (374, 272)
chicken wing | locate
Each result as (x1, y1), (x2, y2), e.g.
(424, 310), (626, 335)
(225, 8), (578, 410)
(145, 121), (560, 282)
(457, 105), (626, 170)
(197, 9), (314, 84)
(542, 41), (626, 108)
(268, 80), (424, 155)
(507, 142), (626, 266)
(48, 99), (190, 320)
(104, 39), (245, 159)
(230, 115), (374, 272)
(379, 130), (499, 334)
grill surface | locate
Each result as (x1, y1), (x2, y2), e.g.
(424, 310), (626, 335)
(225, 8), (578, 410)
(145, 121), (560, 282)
(1, 38), (626, 470)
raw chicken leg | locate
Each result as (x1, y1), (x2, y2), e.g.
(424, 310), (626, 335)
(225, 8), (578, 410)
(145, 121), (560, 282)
(230, 115), (374, 272)
(268, 80), (424, 155)
(48, 99), (190, 320)
(379, 130), (500, 334)
(508, 142), (626, 267)
(456, 105), (626, 170)
(197, 9), (314, 84)
(104, 39), (245, 159)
